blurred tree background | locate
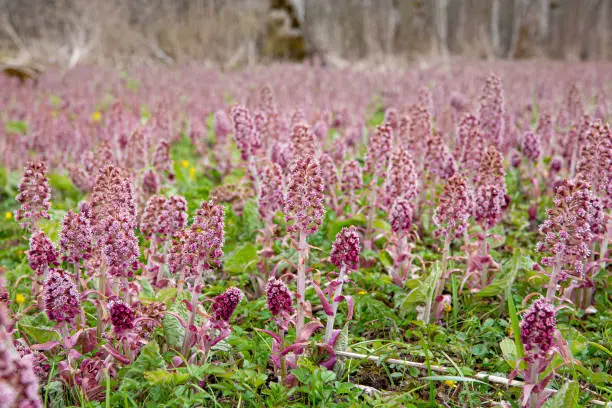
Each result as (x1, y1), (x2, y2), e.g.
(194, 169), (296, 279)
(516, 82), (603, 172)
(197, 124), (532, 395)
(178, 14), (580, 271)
(0, 0), (610, 70)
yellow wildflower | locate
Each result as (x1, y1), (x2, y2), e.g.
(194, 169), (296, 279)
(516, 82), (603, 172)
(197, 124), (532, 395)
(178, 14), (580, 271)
(189, 167), (196, 181)
(182, 160), (190, 168)
(15, 294), (25, 304)
(444, 380), (457, 388)
(5, 212), (12, 220)
(358, 290), (366, 295)
(443, 303), (452, 312)
(17, 250), (23, 255)
(91, 111), (102, 122)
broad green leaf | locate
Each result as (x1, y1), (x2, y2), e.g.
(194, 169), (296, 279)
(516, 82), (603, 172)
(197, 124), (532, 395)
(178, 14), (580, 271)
(499, 338), (517, 366)
(120, 341), (166, 392)
(378, 250), (394, 269)
(542, 381), (579, 408)
(6, 120), (28, 135)
(18, 323), (60, 344)
(291, 367), (312, 385)
(508, 295), (524, 360)
(333, 323), (350, 377)
(144, 368), (190, 387)
(327, 216), (366, 241)
(223, 243), (259, 274)
(163, 298), (188, 348)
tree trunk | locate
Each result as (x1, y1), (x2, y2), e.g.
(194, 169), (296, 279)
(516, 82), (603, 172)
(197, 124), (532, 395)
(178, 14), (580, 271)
(435, 0), (449, 57)
(491, 0), (501, 57)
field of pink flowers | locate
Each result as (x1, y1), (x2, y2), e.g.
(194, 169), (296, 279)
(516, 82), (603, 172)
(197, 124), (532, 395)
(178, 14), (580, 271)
(0, 61), (610, 407)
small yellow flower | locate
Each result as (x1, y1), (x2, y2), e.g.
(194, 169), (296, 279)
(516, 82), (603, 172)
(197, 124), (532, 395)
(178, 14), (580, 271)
(15, 294), (25, 304)
(5, 212), (12, 220)
(508, 327), (513, 336)
(91, 111), (102, 122)
(358, 290), (366, 295)
(443, 302), (452, 312)
(444, 380), (457, 388)
(182, 160), (190, 169)
(189, 167), (196, 181)
(17, 250), (23, 255)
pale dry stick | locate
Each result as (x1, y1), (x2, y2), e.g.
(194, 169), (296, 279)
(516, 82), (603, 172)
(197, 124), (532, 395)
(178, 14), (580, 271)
(332, 349), (609, 406)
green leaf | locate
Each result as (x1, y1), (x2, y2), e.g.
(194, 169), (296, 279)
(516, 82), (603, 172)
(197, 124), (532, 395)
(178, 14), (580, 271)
(18, 323), (60, 344)
(120, 341), (166, 392)
(508, 295), (524, 360)
(542, 381), (579, 408)
(292, 367), (312, 385)
(378, 250), (394, 269)
(327, 216), (366, 241)
(224, 243), (259, 274)
(499, 338), (517, 366)
(139, 278), (155, 300)
(6, 120), (28, 135)
(156, 287), (178, 303)
(333, 323), (350, 377)
(45, 381), (65, 408)
(144, 368), (190, 387)
(240, 199), (261, 238)
(163, 298), (188, 349)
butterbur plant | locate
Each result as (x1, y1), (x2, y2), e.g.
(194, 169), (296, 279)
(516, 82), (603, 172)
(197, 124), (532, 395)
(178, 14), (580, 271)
(284, 156), (325, 339)
(511, 299), (562, 408)
(28, 230), (59, 277)
(387, 198), (414, 286)
(316, 226), (360, 343)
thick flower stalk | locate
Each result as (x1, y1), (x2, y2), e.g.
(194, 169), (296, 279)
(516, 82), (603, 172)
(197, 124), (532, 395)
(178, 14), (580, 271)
(478, 73), (504, 148)
(537, 179), (602, 301)
(59, 208), (92, 267)
(15, 161), (51, 230)
(43, 268), (81, 326)
(28, 230), (59, 276)
(323, 226), (360, 343)
(340, 160), (363, 214)
(284, 156), (325, 339)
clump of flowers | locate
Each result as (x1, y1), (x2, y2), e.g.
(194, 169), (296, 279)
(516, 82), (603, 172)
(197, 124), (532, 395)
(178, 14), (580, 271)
(59, 207), (92, 266)
(15, 161), (51, 230)
(141, 169), (159, 197)
(510, 299), (560, 408)
(152, 139), (175, 183)
(0, 331), (43, 408)
(383, 147), (418, 211)
(576, 120), (611, 208)
(478, 73), (504, 147)
(537, 179), (602, 300)
(455, 113), (483, 178)
(340, 160), (363, 214)
(318, 226), (360, 344)
(387, 198), (414, 286)
(191, 200), (225, 273)
(231, 105), (262, 161)
(290, 123), (317, 160)
(43, 268), (81, 325)
(521, 131), (541, 163)
(28, 230), (59, 276)
(364, 123), (392, 179)
(257, 162), (285, 265)
(425, 131), (456, 180)
(108, 298), (135, 334)
(433, 174), (473, 239)
(210, 287), (244, 325)
(266, 278), (294, 330)
(214, 109), (232, 142)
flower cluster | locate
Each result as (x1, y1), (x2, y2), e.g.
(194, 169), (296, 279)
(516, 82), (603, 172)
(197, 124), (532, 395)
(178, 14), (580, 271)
(211, 287), (243, 324)
(478, 73), (504, 147)
(91, 164), (136, 230)
(191, 200), (225, 271)
(389, 197), (413, 236)
(537, 179), (602, 276)
(290, 123), (316, 160)
(330, 226), (361, 271)
(576, 120), (612, 208)
(0, 334), (43, 408)
(433, 174), (473, 238)
(99, 212), (140, 278)
(318, 153), (338, 193)
(284, 157), (325, 236)
(407, 103), (431, 153)
(142, 169), (159, 196)
(43, 268), (81, 325)
(59, 208), (93, 264)
(108, 299), (135, 334)
(521, 131), (541, 162)
(266, 278), (294, 317)
(341, 160), (363, 195)
(152, 139), (174, 181)
(364, 123), (392, 178)
(425, 131), (456, 180)
(473, 184), (507, 230)
(520, 299), (557, 361)
(231, 105), (261, 160)
(474, 144), (506, 191)
(383, 147), (418, 210)
(28, 230), (59, 275)
(456, 113), (483, 177)
(214, 109), (232, 141)
(15, 161), (51, 229)
(141, 195), (188, 240)
(258, 162), (285, 219)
